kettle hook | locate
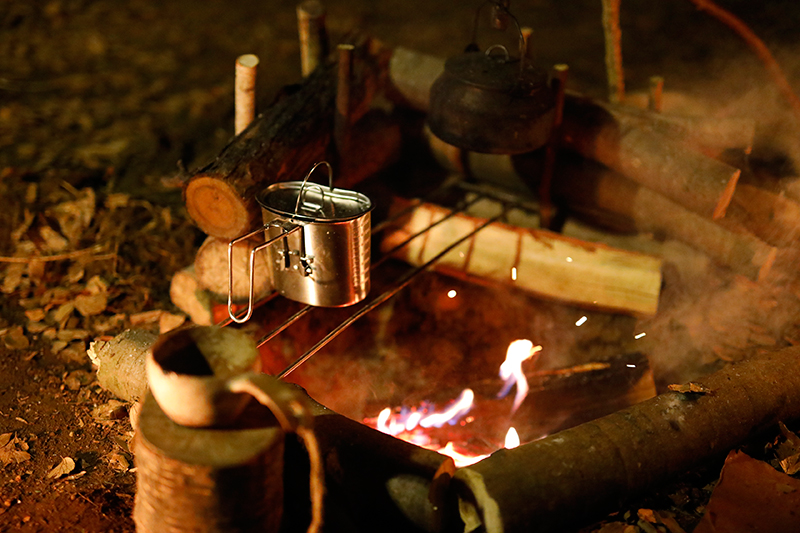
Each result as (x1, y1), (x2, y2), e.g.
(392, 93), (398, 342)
(468, 0), (526, 74)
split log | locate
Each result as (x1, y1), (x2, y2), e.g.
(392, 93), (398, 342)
(381, 200), (663, 316)
(426, 135), (778, 281)
(194, 235), (273, 302)
(452, 345), (800, 533)
(169, 265), (213, 326)
(184, 37), (396, 240)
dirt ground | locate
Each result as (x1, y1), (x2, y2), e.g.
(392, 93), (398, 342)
(3, 1), (800, 532)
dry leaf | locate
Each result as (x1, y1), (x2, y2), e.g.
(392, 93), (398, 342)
(74, 292), (108, 317)
(92, 400), (128, 421)
(46, 457), (76, 480)
(694, 451), (800, 533)
(667, 382), (713, 395)
(2, 263), (25, 294)
(3, 326), (30, 350)
(0, 433), (32, 466)
(38, 224), (69, 253)
(24, 308), (46, 322)
(158, 312), (185, 334)
(50, 188), (95, 244)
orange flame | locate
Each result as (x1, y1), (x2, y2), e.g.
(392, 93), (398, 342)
(497, 339), (542, 413)
(504, 427), (520, 449)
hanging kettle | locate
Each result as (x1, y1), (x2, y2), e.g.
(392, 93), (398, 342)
(428, 1), (556, 154)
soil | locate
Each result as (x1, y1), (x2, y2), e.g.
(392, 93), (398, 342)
(3, 1), (800, 532)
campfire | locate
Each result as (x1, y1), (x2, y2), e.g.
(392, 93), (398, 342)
(5, 1), (800, 532)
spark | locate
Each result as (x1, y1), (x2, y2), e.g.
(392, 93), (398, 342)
(626, 364), (636, 368)
(566, 257), (573, 262)
(511, 267), (517, 281)
(575, 316), (587, 326)
(447, 289), (457, 299)
(634, 332), (646, 339)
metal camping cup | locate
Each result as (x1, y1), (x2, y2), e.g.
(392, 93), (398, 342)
(227, 162), (373, 323)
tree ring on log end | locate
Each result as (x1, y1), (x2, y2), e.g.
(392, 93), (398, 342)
(186, 176), (251, 239)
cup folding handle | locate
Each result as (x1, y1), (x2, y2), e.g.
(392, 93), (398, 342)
(227, 222), (302, 324)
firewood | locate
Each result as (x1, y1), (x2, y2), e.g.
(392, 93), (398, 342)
(381, 199), (663, 316)
(183, 37), (394, 240)
(722, 182), (800, 248)
(169, 265), (214, 326)
(560, 94), (741, 220)
(453, 345), (800, 533)
(193, 235), (272, 303)
(426, 137), (778, 281)
(234, 54), (259, 135)
(385, 47), (745, 221)
(86, 329), (157, 403)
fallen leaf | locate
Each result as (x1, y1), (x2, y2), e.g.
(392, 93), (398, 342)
(74, 292), (108, 317)
(46, 457), (76, 480)
(3, 326), (30, 350)
(159, 312), (185, 334)
(694, 450), (800, 533)
(38, 224), (69, 253)
(129, 310), (163, 325)
(24, 309), (46, 322)
(0, 433), (31, 466)
(106, 452), (130, 472)
(668, 382), (713, 395)
(1, 264), (25, 294)
(92, 400), (128, 421)
(63, 369), (93, 391)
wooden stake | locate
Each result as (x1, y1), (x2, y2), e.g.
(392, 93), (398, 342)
(601, 0), (624, 103)
(648, 75), (664, 113)
(335, 44), (355, 166)
(235, 54), (259, 136)
(297, 0), (329, 77)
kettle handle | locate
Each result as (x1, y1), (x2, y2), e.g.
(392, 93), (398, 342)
(468, 0), (526, 74)
(227, 222), (302, 324)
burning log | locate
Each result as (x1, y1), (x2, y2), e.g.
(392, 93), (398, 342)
(381, 199), (663, 316)
(451, 345), (800, 533)
(183, 36), (398, 240)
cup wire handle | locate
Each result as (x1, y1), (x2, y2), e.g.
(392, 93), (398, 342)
(227, 222), (302, 324)
(294, 161), (334, 218)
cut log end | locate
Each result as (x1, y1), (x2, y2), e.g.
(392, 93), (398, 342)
(185, 176), (258, 240)
(713, 167), (741, 220)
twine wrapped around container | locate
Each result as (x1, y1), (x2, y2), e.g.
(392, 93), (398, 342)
(134, 326), (324, 533)
(134, 392), (285, 533)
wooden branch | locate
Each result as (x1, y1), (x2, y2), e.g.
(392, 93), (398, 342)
(722, 183), (800, 249)
(381, 200), (663, 316)
(687, 0), (800, 123)
(453, 345), (800, 533)
(184, 37), (394, 240)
